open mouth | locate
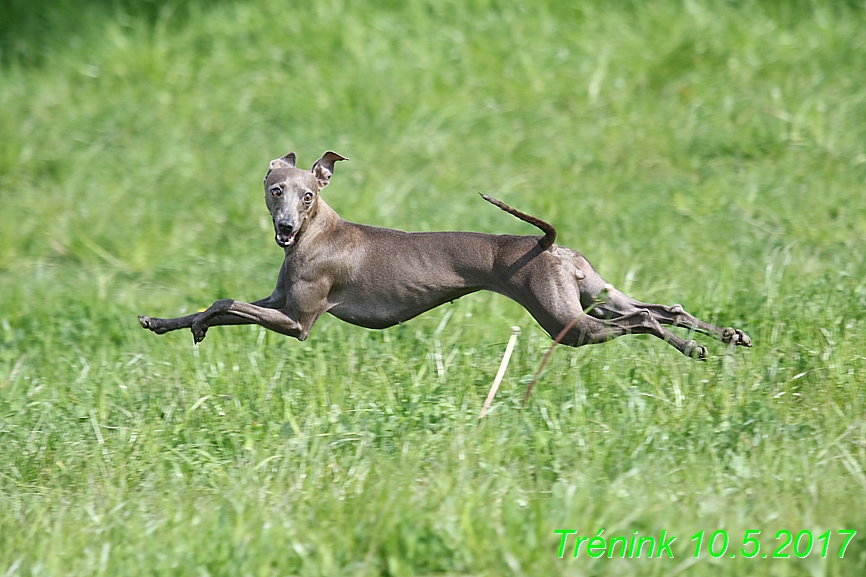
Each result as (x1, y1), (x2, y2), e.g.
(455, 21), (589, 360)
(275, 230), (298, 248)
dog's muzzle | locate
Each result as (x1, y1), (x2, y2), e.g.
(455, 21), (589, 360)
(275, 219), (298, 248)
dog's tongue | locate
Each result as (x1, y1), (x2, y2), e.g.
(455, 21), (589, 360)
(277, 231), (296, 247)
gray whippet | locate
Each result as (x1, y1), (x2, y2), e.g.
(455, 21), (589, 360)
(139, 151), (752, 358)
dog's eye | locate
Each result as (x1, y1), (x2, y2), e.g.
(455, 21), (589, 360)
(270, 187), (282, 197)
(303, 192), (314, 203)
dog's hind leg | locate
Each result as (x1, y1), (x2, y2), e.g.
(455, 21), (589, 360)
(561, 249), (751, 348)
(559, 309), (709, 359)
(596, 288), (751, 347)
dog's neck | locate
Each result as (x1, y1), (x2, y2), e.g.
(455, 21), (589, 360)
(289, 197), (342, 253)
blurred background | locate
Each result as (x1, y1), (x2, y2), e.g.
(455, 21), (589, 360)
(1, 0), (865, 575)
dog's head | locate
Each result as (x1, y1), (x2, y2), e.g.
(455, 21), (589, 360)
(263, 151), (347, 248)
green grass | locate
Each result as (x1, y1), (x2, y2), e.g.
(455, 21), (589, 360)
(1, 0), (866, 574)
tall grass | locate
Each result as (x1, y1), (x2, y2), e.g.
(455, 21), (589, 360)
(1, 0), (865, 574)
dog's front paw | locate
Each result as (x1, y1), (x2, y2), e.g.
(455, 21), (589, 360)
(191, 320), (208, 344)
(685, 340), (708, 361)
(139, 315), (168, 335)
(722, 327), (752, 347)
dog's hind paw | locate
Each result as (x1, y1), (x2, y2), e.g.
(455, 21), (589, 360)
(722, 327), (752, 347)
(685, 340), (708, 360)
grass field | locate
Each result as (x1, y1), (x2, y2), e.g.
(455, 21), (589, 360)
(2, 0), (866, 575)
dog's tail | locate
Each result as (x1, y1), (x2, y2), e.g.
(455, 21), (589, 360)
(480, 194), (557, 252)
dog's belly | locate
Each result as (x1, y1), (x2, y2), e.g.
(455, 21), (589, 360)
(327, 284), (479, 329)
(323, 244), (588, 332)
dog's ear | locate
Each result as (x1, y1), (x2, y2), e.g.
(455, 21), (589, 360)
(311, 151), (348, 190)
(269, 152), (296, 170)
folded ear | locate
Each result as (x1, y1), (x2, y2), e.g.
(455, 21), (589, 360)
(269, 152), (296, 170)
(311, 151), (348, 190)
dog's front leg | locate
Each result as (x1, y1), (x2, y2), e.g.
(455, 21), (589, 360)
(138, 290), (287, 334)
(191, 271), (334, 343)
(139, 262), (290, 336)
(190, 299), (317, 343)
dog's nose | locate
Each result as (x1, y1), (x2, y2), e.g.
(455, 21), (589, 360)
(277, 219), (294, 233)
